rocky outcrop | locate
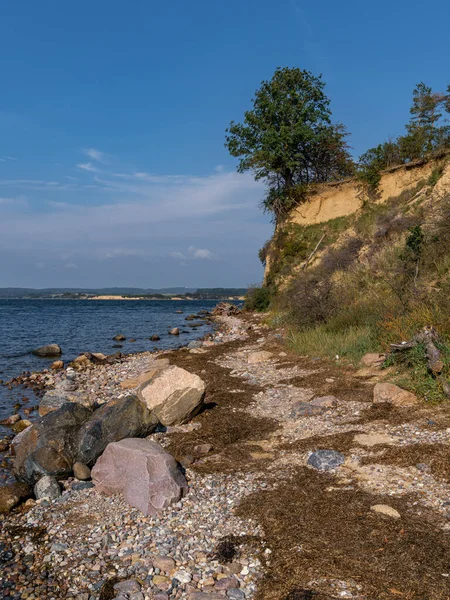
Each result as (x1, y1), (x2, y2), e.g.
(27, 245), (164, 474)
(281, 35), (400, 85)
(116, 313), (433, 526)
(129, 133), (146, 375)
(91, 438), (187, 515)
(32, 344), (62, 357)
(138, 366), (205, 426)
(13, 403), (92, 484)
(212, 302), (240, 316)
(373, 382), (418, 406)
(75, 395), (159, 466)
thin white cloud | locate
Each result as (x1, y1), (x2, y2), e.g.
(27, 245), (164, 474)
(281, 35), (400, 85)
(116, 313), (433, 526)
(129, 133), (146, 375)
(188, 246), (215, 260)
(64, 262), (78, 269)
(83, 148), (105, 163)
(77, 162), (99, 173)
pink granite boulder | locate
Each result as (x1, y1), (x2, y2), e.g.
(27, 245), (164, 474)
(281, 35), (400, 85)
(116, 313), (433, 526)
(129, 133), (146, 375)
(91, 438), (187, 515)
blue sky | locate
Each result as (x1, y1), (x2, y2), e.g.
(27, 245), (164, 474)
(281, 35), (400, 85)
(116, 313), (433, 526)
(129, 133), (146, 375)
(1, 0), (449, 288)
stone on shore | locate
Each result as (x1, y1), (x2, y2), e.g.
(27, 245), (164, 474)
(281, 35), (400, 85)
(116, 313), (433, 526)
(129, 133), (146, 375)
(13, 403), (92, 484)
(310, 395), (338, 408)
(248, 351), (273, 364)
(373, 382), (418, 406)
(34, 475), (61, 500)
(51, 360), (64, 370)
(0, 413), (21, 426)
(91, 438), (188, 515)
(138, 366), (205, 426)
(38, 390), (74, 416)
(370, 504), (401, 519)
(354, 433), (395, 447)
(0, 482), (32, 514)
(76, 395), (159, 466)
(307, 449), (345, 471)
(212, 302), (240, 316)
(361, 353), (386, 367)
(73, 462), (91, 480)
(31, 344), (62, 357)
(120, 359), (170, 390)
(187, 340), (203, 349)
(11, 419), (32, 433)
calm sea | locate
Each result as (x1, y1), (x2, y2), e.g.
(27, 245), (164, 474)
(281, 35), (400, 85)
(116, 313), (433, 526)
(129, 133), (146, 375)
(0, 298), (224, 436)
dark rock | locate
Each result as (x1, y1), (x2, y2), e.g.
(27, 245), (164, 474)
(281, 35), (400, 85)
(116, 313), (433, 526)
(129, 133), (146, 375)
(150, 334), (161, 341)
(290, 402), (326, 418)
(212, 302), (240, 316)
(32, 344), (62, 357)
(307, 449), (345, 471)
(0, 482), (32, 514)
(75, 395), (158, 466)
(13, 403), (92, 484)
(72, 481), (94, 491)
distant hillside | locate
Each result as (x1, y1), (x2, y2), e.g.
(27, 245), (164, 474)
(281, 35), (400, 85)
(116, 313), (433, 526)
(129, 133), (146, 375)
(0, 287), (246, 299)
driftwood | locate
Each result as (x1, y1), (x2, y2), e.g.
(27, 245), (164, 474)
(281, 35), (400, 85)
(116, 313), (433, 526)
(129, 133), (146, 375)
(301, 233), (326, 271)
(390, 326), (450, 398)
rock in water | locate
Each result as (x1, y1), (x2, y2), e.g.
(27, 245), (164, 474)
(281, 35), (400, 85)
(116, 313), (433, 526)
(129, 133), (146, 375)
(113, 334), (126, 341)
(150, 334), (161, 341)
(169, 327), (180, 336)
(91, 438), (187, 515)
(138, 366), (205, 426)
(34, 475), (61, 500)
(0, 482), (32, 514)
(373, 382), (418, 406)
(13, 403), (92, 484)
(32, 344), (62, 357)
(75, 395), (159, 466)
(51, 360), (64, 370)
(307, 449), (345, 471)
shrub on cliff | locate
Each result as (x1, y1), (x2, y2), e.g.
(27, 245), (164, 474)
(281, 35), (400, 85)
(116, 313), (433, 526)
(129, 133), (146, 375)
(225, 67), (354, 224)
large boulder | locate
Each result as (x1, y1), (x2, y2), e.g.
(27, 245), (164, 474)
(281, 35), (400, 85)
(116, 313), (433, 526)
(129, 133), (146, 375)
(120, 358), (170, 390)
(38, 388), (90, 417)
(0, 482), (32, 514)
(75, 395), (158, 466)
(373, 382), (418, 406)
(92, 438), (187, 515)
(138, 366), (205, 426)
(32, 344), (62, 357)
(13, 403), (92, 484)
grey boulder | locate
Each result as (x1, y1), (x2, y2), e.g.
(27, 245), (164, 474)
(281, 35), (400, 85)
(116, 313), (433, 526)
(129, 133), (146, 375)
(307, 449), (345, 471)
(92, 438), (187, 515)
(13, 403), (92, 484)
(75, 395), (158, 466)
(34, 475), (61, 500)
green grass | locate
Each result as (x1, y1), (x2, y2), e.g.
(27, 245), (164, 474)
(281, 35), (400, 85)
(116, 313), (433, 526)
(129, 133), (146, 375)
(385, 342), (450, 403)
(287, 323), (380, 365)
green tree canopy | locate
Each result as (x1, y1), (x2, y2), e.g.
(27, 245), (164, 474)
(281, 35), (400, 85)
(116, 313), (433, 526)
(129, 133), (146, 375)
(225, 67), (354, 223)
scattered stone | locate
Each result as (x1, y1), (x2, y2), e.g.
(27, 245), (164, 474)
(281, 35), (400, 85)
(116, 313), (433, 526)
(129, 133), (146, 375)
(361, 353), (386, 367)
(194, 443), (212, 456)
(114, 579), (142, 595)
(153, 555), (176, 572)
(32, 344), (62, 357)
(373, 382), (418, 406)
(51, 360), (64, 370)
(113, 334), (126, 341)
(290, 402), (325, 418)
(150, 334), (161, 341)
(72, 481), (94, 491)
(307, 449), (345, 471)
(0, 414), (21, 426)
(34, 475), (61, 500)
(248, 351), (273, 364)
(310, 395), (338, 408)
(212, 302), (240, 316)
(187, 340), (203, 349)
(169, 328), (180, 336)
(11, 419), (32, 434)
(370, 504), (401, 519)
(73, 462), (91, 480)
(70, 355), (92, 370)
(353, 433), (395, 447)
(138, 366), (205, 426)
(91, 438), (188, 515)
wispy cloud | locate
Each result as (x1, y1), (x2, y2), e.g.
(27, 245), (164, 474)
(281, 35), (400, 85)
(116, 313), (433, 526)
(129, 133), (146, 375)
(83, 148), (105, 163)
(77, 162), (99, 173)
(188, 246), (215, 260)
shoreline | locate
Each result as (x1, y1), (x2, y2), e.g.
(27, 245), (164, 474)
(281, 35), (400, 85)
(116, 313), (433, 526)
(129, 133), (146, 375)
(2, 312), (450, 598)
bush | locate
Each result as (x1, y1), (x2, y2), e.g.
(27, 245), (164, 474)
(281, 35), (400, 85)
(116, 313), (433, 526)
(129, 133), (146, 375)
(244, 286), (271, 312)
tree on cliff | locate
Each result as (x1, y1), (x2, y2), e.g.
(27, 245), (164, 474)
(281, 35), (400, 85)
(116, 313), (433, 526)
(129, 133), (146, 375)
(225, 67), (354, 223)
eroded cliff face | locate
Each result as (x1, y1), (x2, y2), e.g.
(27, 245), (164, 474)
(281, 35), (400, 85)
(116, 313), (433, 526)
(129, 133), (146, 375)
(264, 155), (450, 284)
